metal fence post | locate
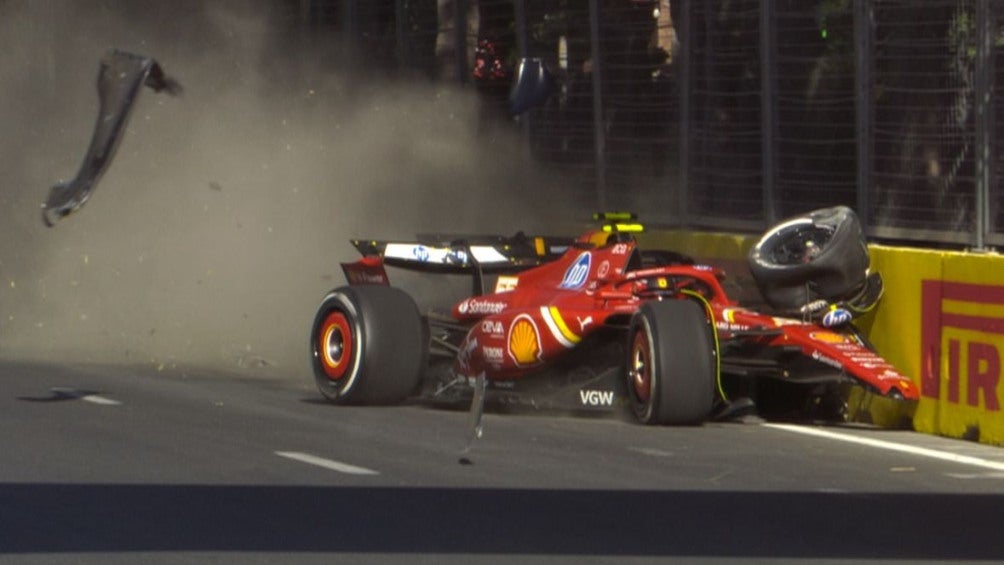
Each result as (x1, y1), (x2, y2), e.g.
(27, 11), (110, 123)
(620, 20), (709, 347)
(513, 0), (528, 57)
(975, 0), (992, 250)
(589, 0), (607, 210)
(455, 0), (469, 84)
(342, 0), (357, 58)
(512, 0), (532, 156)
(678, 0), (691, 224)
(760, 0), (777, 225)
(854, 0), (873, 229)
(395, 0), (408, 70)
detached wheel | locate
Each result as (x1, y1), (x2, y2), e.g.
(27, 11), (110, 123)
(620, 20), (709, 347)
(627, 299), (716, 425)
(310, 286), (425, 404)
(748, 206), (869, 312)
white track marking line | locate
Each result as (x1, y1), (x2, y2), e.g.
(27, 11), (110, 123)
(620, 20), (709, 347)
(80, 395), (121, 406)
(50, 387), (121, 405)
(945, 472), (1004, 480)
(628, 446), (674, 457)
(763, 423), (1004, 472)
(275, 451), (379, 476)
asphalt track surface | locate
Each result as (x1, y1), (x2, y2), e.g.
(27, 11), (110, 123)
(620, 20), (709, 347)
(1, 360), (1003, 564)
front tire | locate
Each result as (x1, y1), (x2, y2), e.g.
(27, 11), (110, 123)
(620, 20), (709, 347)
(748, 206), (869, 312)
(310, 286), (425, 404)
(627, 299), (716, 425)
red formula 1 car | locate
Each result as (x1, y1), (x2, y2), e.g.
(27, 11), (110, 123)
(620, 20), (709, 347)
(310, 208), (918, 426)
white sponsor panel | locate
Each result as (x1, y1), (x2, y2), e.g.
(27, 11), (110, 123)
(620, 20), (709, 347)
(384, 243), (509, 266)
(469, 246), (509, 263)
(495, 276), (519, 293)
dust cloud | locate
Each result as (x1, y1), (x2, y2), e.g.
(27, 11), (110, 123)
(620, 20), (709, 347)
(0, 0), (584, 380)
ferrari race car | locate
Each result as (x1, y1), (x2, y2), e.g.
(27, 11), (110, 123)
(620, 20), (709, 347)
(310, 207), (918, 427)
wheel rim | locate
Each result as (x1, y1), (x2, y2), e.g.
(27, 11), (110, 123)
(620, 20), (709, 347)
(630, 329), (652, 402)
(318, 310), (354, 381)
(770, 225), (834, 265)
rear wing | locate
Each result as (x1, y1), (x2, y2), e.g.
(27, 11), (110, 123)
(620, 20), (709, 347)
(341, 233), (576, 294)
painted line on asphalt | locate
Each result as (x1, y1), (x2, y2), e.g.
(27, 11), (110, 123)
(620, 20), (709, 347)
(944, 472), (1004, 480)
(763, 423), (1004, 472)
(80, 395), (122, 406)
(51, 387), (122, 405)
(275, 451), (380, 475)
(628, 446), (674, 458)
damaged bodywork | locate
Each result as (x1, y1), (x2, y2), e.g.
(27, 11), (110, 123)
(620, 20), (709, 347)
(42, 49), (180, 226)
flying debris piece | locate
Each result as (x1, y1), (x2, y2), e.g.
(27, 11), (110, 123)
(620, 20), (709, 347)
(42, 49), (181, 226)
(463, 373), (488, 455)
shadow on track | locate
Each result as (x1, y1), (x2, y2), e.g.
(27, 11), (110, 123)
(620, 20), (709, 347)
(0, 484), (1000, 559)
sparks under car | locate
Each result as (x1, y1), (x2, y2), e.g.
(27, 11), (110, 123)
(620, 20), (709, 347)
(310, 207), (918, 426)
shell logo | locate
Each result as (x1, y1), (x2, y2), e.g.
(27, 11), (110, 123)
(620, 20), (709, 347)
(508, 314), (542, 367)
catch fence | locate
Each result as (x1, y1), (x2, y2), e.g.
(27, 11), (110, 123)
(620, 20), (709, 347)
(296, 0), (1004, 249)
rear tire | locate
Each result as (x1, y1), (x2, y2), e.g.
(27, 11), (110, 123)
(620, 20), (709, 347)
(310, 286), (425, 404)
(626, 299), (716, 425)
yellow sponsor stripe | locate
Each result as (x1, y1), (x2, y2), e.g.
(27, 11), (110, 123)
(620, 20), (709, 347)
(548, 306), (581, 345)
(602, 222), (644, 233)
(539, 306), (581, 348)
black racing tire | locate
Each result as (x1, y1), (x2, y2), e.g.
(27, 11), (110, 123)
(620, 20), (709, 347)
(310, 285), (425, 405)
(748, 206), (869, 312)
(626, 299), (716, 425)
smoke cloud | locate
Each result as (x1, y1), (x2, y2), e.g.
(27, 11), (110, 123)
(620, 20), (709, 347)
(0, 0), (584, 379)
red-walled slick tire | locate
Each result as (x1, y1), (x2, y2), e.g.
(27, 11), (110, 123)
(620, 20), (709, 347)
(627, 299), (716, 425)
(310, 285), (425, 405)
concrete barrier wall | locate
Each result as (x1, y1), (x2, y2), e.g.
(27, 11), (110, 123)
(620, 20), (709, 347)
(640, 231), (1004, 446)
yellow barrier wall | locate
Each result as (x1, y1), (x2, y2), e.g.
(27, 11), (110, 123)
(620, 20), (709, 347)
(642, 231), (1004, 445)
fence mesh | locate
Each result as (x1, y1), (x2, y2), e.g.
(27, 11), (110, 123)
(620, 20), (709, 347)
(991, 0), (1004, 245)
(870, 0), (977, 238)
(284, 0), (1004, 246)
(686, 0), (763, 223)
(774, 0), (857, 219)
